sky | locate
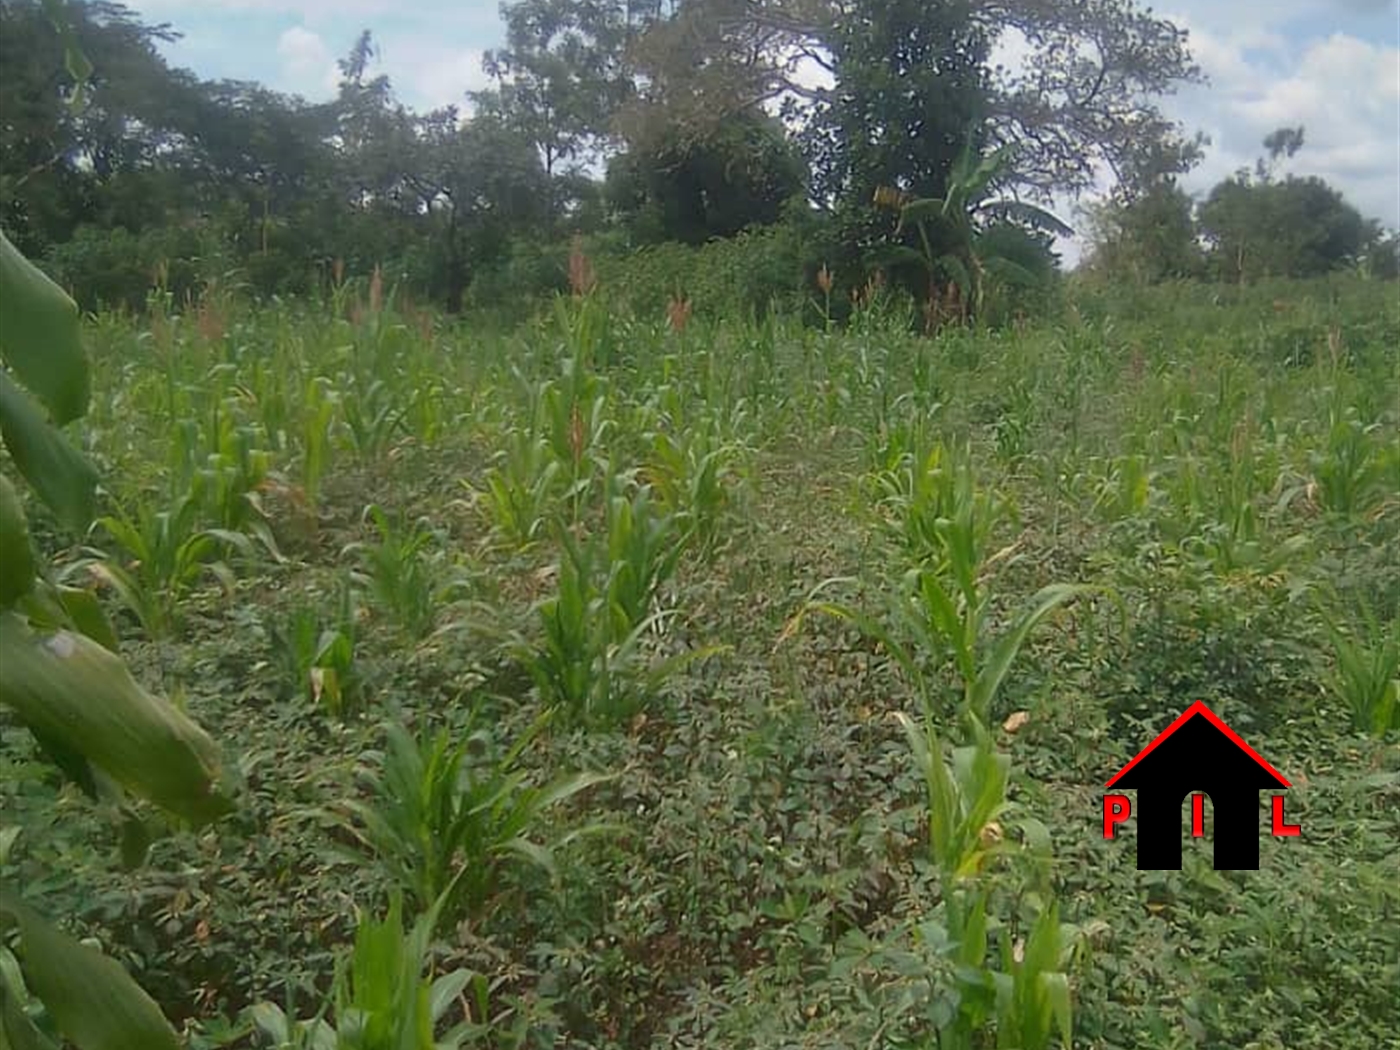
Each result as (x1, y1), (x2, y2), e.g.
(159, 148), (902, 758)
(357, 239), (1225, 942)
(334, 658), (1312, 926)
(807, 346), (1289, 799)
(125, 0), (1400, 254)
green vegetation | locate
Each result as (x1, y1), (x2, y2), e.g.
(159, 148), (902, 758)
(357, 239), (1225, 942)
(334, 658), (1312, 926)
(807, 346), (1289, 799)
(2, 266), (1396, 1048)
(2, 1), (1398, 1047)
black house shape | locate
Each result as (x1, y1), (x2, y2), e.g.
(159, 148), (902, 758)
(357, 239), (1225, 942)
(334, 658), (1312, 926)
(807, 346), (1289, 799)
(1107, 701), (1290, 870)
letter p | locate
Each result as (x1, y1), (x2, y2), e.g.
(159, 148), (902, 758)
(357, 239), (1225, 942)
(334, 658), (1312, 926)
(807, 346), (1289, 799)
(1103, 794), (1131, 838)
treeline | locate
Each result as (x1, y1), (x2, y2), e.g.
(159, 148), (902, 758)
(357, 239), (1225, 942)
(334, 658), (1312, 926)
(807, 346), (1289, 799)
(1, 0), (1394, 320)
(1082, 127), (1399, 285)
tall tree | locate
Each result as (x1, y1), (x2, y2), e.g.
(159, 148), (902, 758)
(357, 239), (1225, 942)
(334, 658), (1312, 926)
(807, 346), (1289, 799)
(1082, 180), (1201, 282)
(1198, 127), (1379, 282)
(605, 110), (804, 243)
(404, 109), (550, 310)
(617, 0), (1203, 200)
(0, 0), (192, 252)
(479, 0), (644, 178)
(977, 0), (1203, 196)
(805, 0), (989, 207)
(1199, 175), (1376, 282)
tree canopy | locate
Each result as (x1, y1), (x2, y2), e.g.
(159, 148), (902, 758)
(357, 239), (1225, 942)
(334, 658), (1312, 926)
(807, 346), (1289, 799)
(0, 0), (1391, 313)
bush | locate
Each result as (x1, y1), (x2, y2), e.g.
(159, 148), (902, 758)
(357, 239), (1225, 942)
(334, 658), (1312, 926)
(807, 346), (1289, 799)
(588, 215), (813, 321)
(466, 238), (572, 319)
(42, 223), (209, 312)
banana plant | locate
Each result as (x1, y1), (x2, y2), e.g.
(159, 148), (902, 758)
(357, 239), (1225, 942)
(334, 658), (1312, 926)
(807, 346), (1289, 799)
(0, 228), (233, 1047)
(875, 142), (1072, 323)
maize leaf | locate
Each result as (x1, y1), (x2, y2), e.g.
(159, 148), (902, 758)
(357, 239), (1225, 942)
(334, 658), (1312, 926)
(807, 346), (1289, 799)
(0, 892), (178, 1050)
(0, 371), (97, 531)
(0, 612), (232, 825)
(0, 474), (36, 607)
(0, 232), (88, 425)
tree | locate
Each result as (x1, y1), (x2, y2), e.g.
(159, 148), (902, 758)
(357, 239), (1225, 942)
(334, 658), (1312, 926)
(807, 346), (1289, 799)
(1199, 175), (1376, 282)
(804, 0), (990, 209)
(617, 0), (1203, 201)
(1198, 130), (1378, 281)
(1362, 231), (1400, 281)
(1260, 124), (1305, 177)
(480, 0), (641, 176)
(976, 0), (1203, 196)
(605, 111), (805, 244)
(1082, 180), (1201, 282)
(0, 0), (193, 253)
(399, 110), (551, 311)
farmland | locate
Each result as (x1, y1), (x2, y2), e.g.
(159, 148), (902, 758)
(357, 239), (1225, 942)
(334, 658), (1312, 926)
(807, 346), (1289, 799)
(3, 271), (1398, 1048)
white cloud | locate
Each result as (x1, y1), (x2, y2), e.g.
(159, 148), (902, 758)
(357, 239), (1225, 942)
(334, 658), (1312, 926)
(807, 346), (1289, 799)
(277, 26), (327, 75)
(273, 25), (340, 98)
(1047, 8), (1398, 265)
(261, 24), (495, 110)
(1166, 0), (1397, 35)
(1167, 26), (1400, 230)
(377, 41), (490, 113)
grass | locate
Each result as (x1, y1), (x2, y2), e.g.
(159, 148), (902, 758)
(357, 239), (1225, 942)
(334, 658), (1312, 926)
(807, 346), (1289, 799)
(1, 274), (1397, 1049)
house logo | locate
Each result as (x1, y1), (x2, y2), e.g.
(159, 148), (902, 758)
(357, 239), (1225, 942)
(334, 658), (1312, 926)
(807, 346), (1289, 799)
(1103, 701), (1300, 870)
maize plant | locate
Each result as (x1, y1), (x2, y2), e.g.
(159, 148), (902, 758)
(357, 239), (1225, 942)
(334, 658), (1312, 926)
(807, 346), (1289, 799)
(335, 715), (609, 928)
(344, 504), (470, 642)
(475, 428), (565, 551)
(251, 894), (477, 1050)
(1320, 601), (1400, 737)
(518, 528), (720, 727)
(643, 426), (740, 560)
(82, 490), (254, 640)
(268, 589), (362, 719)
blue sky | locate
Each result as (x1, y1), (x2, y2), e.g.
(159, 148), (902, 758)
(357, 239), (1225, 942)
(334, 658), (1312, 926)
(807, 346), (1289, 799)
(127, 0), (1400, 237)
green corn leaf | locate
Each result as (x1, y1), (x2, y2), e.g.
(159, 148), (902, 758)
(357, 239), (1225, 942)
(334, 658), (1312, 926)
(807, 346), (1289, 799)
(0, 893), (179, 1050)
(84, 561), (159, 639)
(0, 612), (233, 825)
(802, 590), (924, 699)
(0, 371), (98, 532)
(53, 585), (120, 653)
(970, 584), (1092, 721)
(0, 231), (89, 425)
(1, 987), (62, 1050)
(0, 473), (36, 607)
(1041, 970), (1073, 1048)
